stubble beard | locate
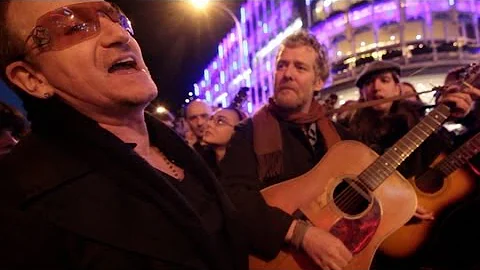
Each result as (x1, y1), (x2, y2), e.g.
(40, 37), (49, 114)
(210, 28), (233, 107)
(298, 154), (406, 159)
(273, 91), (305, 113)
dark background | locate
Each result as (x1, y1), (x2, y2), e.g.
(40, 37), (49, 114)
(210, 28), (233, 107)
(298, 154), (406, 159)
(0, 0), (246, 114)
(112, 0), (246, 114)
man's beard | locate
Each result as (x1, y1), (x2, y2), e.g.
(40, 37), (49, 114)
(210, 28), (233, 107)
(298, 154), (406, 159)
(273, 93), (304, 113)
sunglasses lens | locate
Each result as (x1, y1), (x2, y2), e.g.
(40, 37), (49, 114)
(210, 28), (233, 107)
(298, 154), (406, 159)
(34, 6), (100, 51)
(31, 2), (132, 51)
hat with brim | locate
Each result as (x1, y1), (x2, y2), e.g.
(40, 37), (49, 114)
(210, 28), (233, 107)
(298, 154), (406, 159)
(355, 60), (401, 88)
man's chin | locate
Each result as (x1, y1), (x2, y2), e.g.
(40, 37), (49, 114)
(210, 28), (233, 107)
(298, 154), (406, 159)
(274, 98), (302, 111)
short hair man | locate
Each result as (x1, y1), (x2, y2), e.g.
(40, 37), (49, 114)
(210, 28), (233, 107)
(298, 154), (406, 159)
(0, 1), (247, 269)
(220, 32), (479, 269)
(185, 99), (211, 147)
(220, 30), (354, 269)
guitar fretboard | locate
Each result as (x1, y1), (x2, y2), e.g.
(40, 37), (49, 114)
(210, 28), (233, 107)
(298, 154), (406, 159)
(358, 104), (451, 191)
(436, 131), (480, 175)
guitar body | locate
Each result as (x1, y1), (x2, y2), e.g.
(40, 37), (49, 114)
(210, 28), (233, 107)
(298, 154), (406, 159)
(249, 140), (417, 270)
(380, 152), (477, 258)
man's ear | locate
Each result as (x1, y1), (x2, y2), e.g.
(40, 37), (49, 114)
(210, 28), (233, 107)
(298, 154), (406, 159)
(5, 61), (55, 99)
(395, 83), (402, 95)
(314, 78), (324, 91)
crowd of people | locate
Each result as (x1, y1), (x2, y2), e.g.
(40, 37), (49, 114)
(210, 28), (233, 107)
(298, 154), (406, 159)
(1, 1), (480, 270)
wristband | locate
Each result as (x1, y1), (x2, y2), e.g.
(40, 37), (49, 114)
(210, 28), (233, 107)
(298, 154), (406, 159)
(291, 219), (311, 250)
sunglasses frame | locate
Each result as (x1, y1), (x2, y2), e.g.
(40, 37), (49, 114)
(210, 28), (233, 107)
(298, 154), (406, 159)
(23, 1), (133, 54)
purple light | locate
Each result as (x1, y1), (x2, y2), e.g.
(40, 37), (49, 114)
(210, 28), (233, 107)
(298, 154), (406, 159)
(333, 15), (347, 28)
(405, 0), (423, 19)
(220, 71), (225, 84)
(218, 45), (224, 59)
(348, 6), (372, 28)
(194, 84), (200, 96)
(457, 0), (474, 12)
(196, 0), (297, 110)
(204, 69), (209, 81)
(323, 14), (346, 35)
(374, 1), (399, 21)
(428, 0), (449, 11)
(205, 91), (211, 102)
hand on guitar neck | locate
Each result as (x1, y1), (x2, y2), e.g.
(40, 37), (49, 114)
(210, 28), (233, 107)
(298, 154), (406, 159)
(436, 78), (480, 119)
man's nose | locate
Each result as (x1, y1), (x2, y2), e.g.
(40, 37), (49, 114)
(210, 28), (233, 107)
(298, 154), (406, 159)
(198, 117), (208, 126)
(98, 15), (131, 48)
(282, 65), (294, 80)
(372, 78), (383, 92)
(206, 119), (215, 128)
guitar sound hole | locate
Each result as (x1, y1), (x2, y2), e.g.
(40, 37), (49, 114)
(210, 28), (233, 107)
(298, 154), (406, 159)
(333, 178), (371, 216)
(415, 169), (445, 193)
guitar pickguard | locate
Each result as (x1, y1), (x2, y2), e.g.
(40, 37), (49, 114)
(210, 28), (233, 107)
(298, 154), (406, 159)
(330, 199), (381, 254)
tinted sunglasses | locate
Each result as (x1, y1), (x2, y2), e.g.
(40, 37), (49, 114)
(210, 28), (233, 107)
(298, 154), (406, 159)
(24, 1), (133, 53)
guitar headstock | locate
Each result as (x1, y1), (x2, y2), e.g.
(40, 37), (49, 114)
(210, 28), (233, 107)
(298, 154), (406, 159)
(433, 62), (480, 103)
(445, 62), (480, 88)
(229, 87), (250, 111)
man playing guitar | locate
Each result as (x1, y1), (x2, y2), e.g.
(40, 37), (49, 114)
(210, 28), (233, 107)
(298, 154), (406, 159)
(219, 30), (480, 270)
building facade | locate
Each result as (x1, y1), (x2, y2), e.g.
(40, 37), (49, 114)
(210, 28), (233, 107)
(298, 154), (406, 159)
(195, 0), (480, 112)
(193, 0), (306, 113)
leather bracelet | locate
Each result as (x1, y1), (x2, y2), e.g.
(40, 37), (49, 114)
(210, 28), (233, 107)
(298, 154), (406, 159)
(291, 219), (311, 250)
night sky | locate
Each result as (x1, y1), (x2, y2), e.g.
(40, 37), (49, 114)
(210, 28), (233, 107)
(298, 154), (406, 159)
(111, 0), (246, 114)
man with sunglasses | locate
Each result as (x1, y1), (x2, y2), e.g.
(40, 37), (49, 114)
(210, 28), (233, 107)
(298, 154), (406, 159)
(0, 1), (247, 269)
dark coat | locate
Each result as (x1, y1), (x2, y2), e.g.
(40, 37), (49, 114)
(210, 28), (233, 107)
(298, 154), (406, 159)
(0, 100), (248, 270)
(219, 117), (352, 260)
(345, 100), (453, 178)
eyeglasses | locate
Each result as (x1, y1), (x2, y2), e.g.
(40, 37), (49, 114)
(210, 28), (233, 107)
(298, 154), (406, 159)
(24, 1), (133, 53)
(209, 116), (234, 128)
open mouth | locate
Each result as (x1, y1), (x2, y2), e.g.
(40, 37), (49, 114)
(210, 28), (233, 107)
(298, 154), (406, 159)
(108, 57), (138, 73)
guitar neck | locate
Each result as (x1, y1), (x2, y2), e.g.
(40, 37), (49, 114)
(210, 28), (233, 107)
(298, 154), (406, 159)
(435, 131), (480, 175)
(359, 104), (451, 191)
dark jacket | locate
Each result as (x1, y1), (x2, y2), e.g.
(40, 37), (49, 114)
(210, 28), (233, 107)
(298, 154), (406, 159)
(0, 99), (248, 270)
(219, 117), (352, 260)
(345, 100), (453, 178)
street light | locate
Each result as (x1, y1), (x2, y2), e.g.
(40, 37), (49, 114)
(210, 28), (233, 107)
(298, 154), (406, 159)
(156, 106), (168, 114)
(190, 0), (210, 9)
(190, 0), (245, 72)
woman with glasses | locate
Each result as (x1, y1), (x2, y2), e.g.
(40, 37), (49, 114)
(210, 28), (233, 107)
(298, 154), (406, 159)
(203, 107), (247, 175)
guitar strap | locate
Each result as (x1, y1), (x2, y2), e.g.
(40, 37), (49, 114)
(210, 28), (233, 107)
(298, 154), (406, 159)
(316, 116), (341, 149)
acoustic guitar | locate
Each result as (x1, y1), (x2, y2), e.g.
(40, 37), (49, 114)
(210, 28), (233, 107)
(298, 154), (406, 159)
(249, 104), (451, 270)
(379, 131), (480, 258)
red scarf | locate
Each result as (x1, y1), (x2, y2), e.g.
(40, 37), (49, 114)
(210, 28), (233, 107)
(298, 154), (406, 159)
(252, 98), (341, 180)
